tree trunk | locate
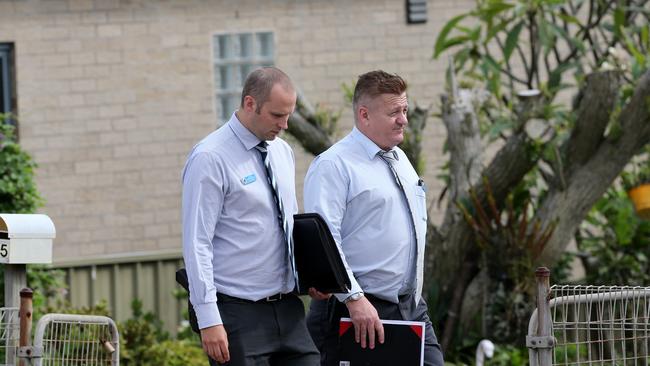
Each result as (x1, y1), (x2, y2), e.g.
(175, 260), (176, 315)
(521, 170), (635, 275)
(538, 69), (650, 265)
(428, 69), (650, 349)
(431, 84), (485, 352)
(286, 92), (335, 155)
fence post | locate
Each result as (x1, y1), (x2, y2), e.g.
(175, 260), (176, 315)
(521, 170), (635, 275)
(18, 288), (33, 366)
(535, 267), (553, 366)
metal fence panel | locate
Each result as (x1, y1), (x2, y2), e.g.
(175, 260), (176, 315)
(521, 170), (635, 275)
(0, 308), (18, 366)
(54, 254), (185, 336)
(32, 313), (119, 366)
(529, 283), (650, 366)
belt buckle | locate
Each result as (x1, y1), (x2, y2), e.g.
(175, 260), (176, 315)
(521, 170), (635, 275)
(265, 293), (282, 302)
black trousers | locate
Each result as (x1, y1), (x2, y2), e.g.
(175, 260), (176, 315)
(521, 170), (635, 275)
(306, 294), (444, 366)
(207, 294), (320, 366)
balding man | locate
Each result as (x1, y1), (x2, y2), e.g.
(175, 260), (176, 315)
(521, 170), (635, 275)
(182, 67), (320, 366)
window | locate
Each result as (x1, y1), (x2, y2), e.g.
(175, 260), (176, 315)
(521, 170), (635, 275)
(0, 43), (16, 124)
(212, 32), (274, 122)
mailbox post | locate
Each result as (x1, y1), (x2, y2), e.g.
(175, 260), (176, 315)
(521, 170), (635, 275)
(0, 214), (55, 308)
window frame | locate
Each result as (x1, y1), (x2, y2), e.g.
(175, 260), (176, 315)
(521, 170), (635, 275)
(211, 31), (275, 124)
(0, 43), (16, 123)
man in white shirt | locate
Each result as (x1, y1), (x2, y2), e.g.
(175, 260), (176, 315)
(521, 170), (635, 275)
(182, 67), (319, 365)
(304, 70), (444, 365)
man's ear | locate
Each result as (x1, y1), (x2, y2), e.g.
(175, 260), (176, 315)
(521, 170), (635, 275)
(358, 105), (370, 125)
(242, 95), (256, 112)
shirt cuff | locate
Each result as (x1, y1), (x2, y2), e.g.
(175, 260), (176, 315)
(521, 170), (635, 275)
(334, 275), (363, 303)
(194, 301), (223, 329)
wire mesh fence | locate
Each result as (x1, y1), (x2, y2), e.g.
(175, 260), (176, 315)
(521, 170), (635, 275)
(550, 285), (650, 365)
(528, 270), (650, 366)
(0, 308), (19, 366)
(32, 313), (119, 366)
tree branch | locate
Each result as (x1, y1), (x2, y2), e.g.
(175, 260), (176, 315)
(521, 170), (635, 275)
(538, 68), (650, 265)
(528, 11), (538, 88)
(287, 93), (334, 155)
(564, 70), (623, 173)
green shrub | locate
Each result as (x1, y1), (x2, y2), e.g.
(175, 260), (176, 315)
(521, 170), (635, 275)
(117, 299), (205, 365)
(442, 344), (527, 366)
(119, 299), (168, 365)
(27, 265), (67, 315)
(0, 115), (46, 306)
(578, 188), (650, 285)
(143, 340), (206, 366)
(0, 116), (43, 213)
(488, 344), (528, 365)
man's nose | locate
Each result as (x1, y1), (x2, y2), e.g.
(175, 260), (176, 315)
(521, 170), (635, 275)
(279, 117), (289, 130)
(397, 113), (408, 126)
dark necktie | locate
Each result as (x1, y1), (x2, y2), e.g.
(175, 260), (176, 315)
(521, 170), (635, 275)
(254, 141), (299, 290)
(377, 149), (417, 292)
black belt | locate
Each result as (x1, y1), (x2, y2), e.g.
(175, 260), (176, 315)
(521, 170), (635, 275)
(217, 292), (292, 304)
(366, 293), (412, 304)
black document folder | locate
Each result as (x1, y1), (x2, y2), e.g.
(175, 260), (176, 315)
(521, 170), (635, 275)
(293, 212), (351, 295)
(175, 268), (200, 334)
(338, 317), (425, 366)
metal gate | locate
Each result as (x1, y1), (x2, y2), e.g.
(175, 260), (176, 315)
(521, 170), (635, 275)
(30, 314), (119, 366)
(528, 268), (650, 365)
(0, 308), (18, 366)
(0, 288), (120, 366)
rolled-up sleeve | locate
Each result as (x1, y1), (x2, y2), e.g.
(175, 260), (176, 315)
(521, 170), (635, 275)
(303, 158), (363, 302)
(182, 151), (224, 328)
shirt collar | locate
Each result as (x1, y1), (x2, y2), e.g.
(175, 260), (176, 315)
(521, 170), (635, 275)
(350, 126), (387, 160)
(227, 111), (264, 151)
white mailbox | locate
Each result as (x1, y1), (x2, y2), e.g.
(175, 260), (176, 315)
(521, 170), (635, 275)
(0, 214), (55, 264)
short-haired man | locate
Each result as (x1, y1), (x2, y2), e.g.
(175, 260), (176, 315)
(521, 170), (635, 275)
(183, 67), (319, 365)
(304, 70), (444, 365)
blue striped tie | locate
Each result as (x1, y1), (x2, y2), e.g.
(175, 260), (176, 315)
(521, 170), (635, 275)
(255, 141), (299, 291)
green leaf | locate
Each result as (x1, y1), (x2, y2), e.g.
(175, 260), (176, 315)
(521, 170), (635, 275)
(537, 18), (555, 53)
(612, 200), (637, 245)
(432, 36), (471, 59)
(481, 55), (502, 96)
(469, 25), (482, 42)
(557, 12), (580, 26)
(484, 54), (501, 71)
(549, 23), (585, 53)
(614, 6), (626, 38)
(487, 117), (513, 138)
(548, 61), (579, 92)
(621, 29), (646, 66)
(434, 14), (468, 58)
(454, 47), (473, 70)
(481, 0), (515, 21)
(486, 18), (510, 43)
(503, 21), (524, 61)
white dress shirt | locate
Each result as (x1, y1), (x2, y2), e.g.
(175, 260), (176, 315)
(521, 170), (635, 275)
(304, 127), (428, 304)
(182, 113), (297, 329)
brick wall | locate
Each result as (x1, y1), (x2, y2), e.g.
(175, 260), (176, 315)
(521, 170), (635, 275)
(0, 0), (474, 262)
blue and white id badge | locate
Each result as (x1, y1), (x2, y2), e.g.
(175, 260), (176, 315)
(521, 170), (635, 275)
(241, 173), (257, 185)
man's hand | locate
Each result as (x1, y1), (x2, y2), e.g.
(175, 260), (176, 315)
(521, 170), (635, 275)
(200, 325), (230, 364)
(308, 287), (331, 300)
(345, 296), (384, 349)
